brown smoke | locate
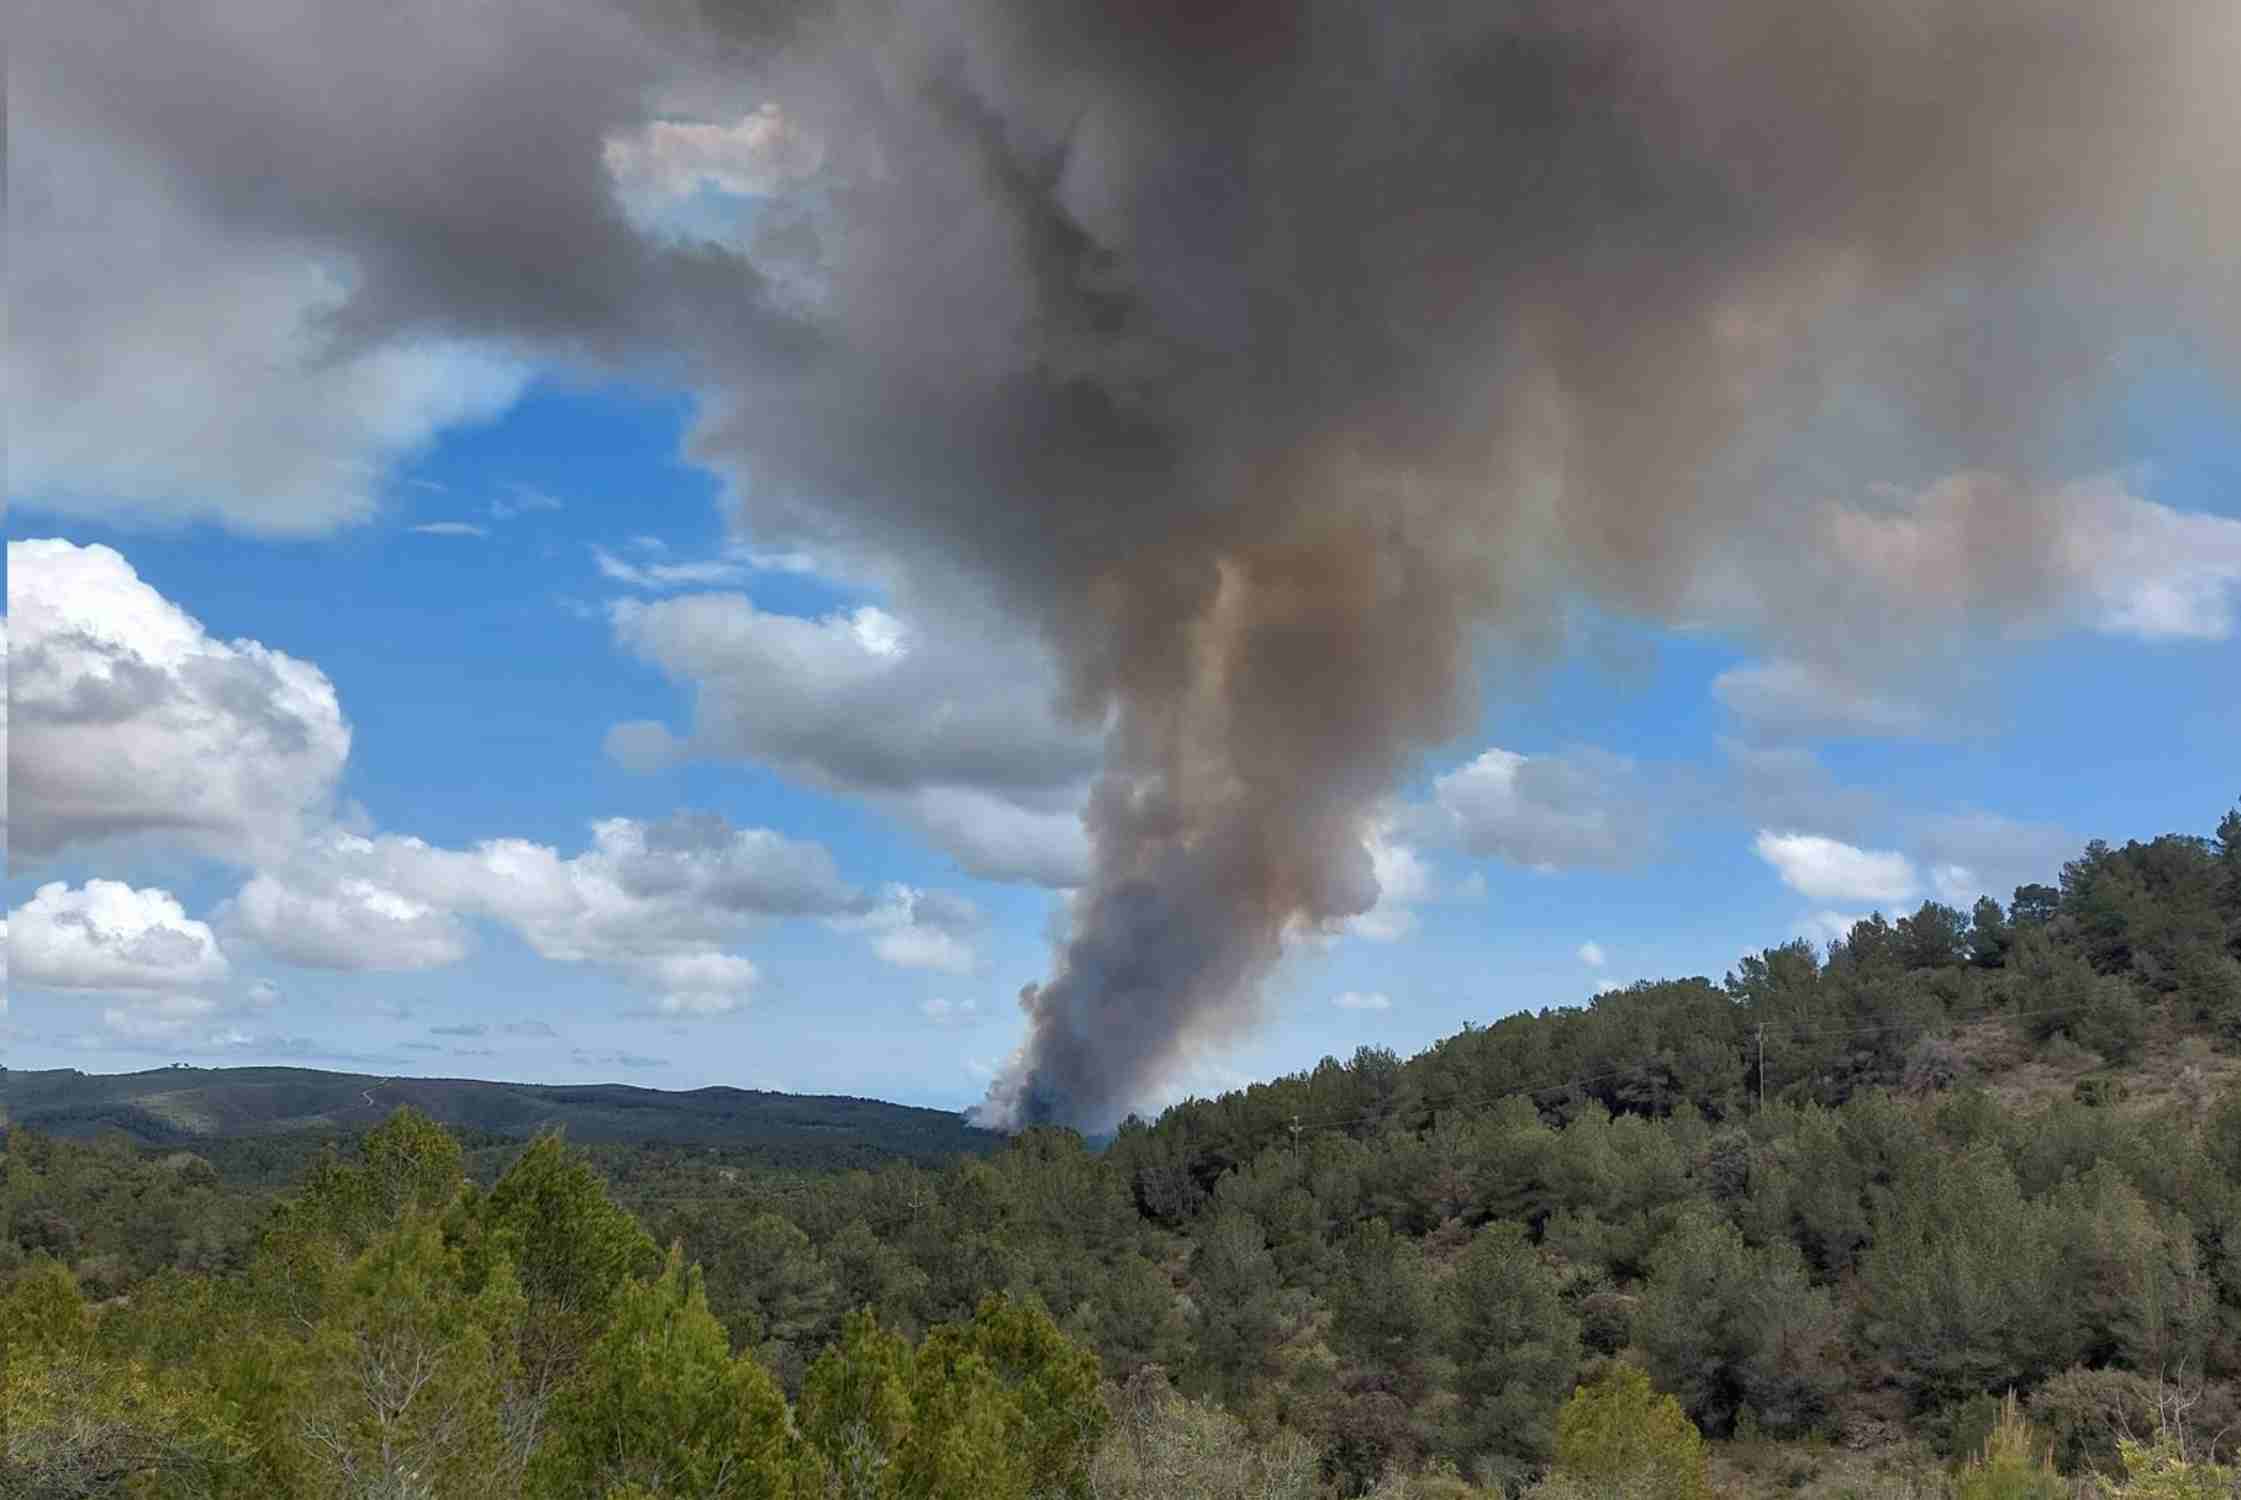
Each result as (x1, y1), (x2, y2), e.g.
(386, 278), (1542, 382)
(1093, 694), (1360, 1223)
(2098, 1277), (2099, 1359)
(20, 0), (2237, 1126)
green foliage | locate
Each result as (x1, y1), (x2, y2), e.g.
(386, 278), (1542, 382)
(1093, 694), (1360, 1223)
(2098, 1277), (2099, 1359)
(1858, 1143), (2071, 1404)
(1069, 1250), (1185, 1382)
(280, 1213), (530, 1498)
(1937, 1392), (2005, 1467)
(463, 1131), (661, 1400)
(1441, 1220), (1579, 1469)
(0, 1255), (92, 1355)
(533, 1243), (814, 1499)
(1329, 1218), (1441, 1394)
(260, 1107), (467, 1281)
(2174, 943), (2241, 1042)
(7, 799), (2241, 1499)
(1636, 1210), (1838, 1437)
(1951, 1393), (2068, 1500)
(2108, 1436), (2241, 1500)
(2041, 1163), (2212, 1373)
(1090, 1366), (1320, 1500)
(0, 1338), (243, 1498)
(1552, 1362), (1707, 1500)
(798, 1295), (1105, 1500)
(2026, 1366), (2161, 1477)
(5, 1067), (1002, 1169)
(1187, 1209), (1286, 1404)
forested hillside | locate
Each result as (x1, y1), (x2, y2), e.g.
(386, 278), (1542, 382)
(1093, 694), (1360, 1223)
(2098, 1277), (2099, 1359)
(3, 1066), (1002, 1166)
(5, 802), (2239, 1498)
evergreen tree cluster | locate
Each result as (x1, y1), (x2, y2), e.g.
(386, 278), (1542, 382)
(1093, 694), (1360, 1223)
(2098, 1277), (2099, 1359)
(5, 801), (2240, 1496)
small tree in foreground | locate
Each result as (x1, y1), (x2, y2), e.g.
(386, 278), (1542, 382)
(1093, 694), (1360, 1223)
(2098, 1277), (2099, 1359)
(1952, 1393), (2067, 1500)
(1551, 1363), (1706, 1500)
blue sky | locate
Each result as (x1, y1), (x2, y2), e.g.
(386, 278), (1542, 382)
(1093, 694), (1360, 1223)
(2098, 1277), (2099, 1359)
(9, 5), (2241, 1123)
(10, 365), (2235, 1110)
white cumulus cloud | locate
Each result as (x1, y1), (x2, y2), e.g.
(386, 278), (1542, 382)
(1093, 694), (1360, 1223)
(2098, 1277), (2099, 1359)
(10, 881), (231, 994)
(835, 885), (982, 975)
(1333, 991), (1393, 1011)
(229, 869), (472, 972)
(1753, 831), (1918, 906)
(1344, 819), (1435, 942)
(607, 591), (1099, 885)
(228, 812), (873, 1017)
(1433, 747), (1648, 870)
(8, 539), (351, 864)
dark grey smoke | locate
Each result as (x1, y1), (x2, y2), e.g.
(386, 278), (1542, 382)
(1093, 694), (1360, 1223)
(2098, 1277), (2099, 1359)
(19, 0), (2238, 1126)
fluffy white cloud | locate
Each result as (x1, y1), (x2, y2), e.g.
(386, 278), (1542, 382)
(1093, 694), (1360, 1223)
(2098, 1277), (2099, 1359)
(1333, 991), (1393, 1011)
(882, 787), (1091, 888)
(1433, 748), (1648, 870)
(637, 951), (761, 1015)
(608, 591), (1099, 884)
(873, 927), (977, 974)
(835, 886), (982, 975)
(1578, 941), (1607, 968)
(8, 540), (351, 864)
(1753, 831), (1919, 906)
(1930, 865), (1983, 906)
(3, 880), (280, 1045)
(10, 881), (231, 994)
(920, 996), (981, 1025)
(1344, 820), (1435, 942)
(228, 812), (881, 1016)
(217, 805), (987, 1010)
(229, 869), (472, 972)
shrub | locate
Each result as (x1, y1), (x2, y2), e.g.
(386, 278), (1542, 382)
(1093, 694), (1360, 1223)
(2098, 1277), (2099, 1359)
(1552, 1363), (1707, 1500)
(2107, 1436), (2240, 1500)
(1951, 1393), (2067, 1500)
(2028, 1367), (2161, 1477)
(1934, 1392), (2005, 1465)
(1578, 1290), (1637, 1358)
(1089, 1366), (1319, 1500)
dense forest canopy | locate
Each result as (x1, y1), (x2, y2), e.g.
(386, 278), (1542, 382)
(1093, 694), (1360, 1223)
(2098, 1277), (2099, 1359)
(5, 801), (2240, 1497)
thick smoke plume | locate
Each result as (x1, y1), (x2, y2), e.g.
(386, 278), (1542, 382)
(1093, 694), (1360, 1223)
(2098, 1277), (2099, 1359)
(719, 0), (2238, 1129)
(19, 0), (2239, 1126)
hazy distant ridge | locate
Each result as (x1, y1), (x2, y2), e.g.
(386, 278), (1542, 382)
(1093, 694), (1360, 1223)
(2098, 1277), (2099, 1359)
(0, 1065), (1001, 1160)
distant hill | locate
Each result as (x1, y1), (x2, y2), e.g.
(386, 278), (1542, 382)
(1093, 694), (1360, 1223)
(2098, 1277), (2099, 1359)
(0, 1064), (1002, 1165)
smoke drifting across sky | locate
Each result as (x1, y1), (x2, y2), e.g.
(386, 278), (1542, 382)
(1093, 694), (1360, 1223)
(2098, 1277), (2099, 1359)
(16, 0), (2239, 1126)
